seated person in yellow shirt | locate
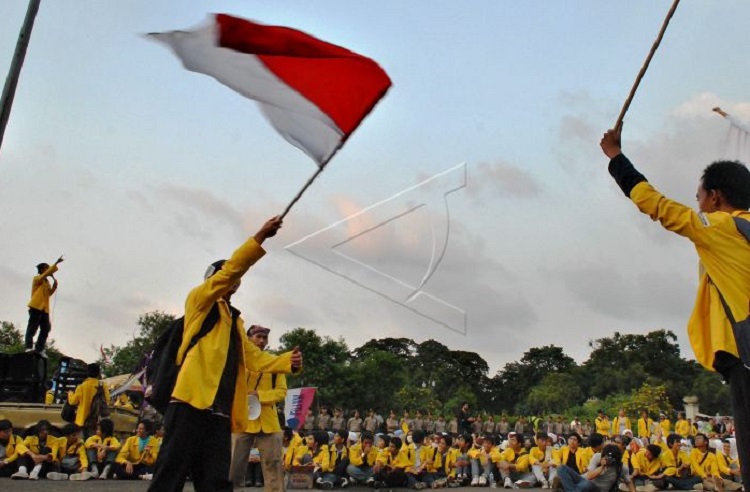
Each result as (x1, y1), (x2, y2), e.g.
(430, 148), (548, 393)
(373, 435), (410, 489)
(690, 433), (739, 492)
(427, 434), (456, 488)
(48, 424), (90, 481)
(496, 432), (535, 488)
(630, 444), (663, 490)
(0, 419), (29, 478)
(347, 431), (379, 486)
(717, 439), (741, 486)
(470, 434), (497, 487)
(115, 420), (158, 480)
(11, 419), (58, 481)
(84, 418), (121, 480)
(453, 434), (472, 486)
(406, 430), (434, 490)
(318, 429), (350, 488)
(530, 432), (559, 489)
(660, 433), (699, 491)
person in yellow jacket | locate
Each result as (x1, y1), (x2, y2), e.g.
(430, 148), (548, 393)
(530, 432), (560, 489)
(46, 424), (90, 481)
(291, 433), (315, 467)
(426, 434), (456, 488)
(24, 255), (63, 356)
(601, 131), (750, 490)
(674, 413), (690, 439)
(612, 409), (631, 438)
(658, 414), (671, 438)
(717, 440), (742, 486)
(595, 410), (611, 437)
(317, 429), (350, 488)
(114, 421), (159, 480)
(658, 433), (699, 490)
(496, 432), (534, 488)
(554, 433), (589, 476)
(347, 431), (380, 485)
(229, 324), (288, 490)
(690, 433), (741, 491)
(373, 435), (410, 488)
(469, 434), (497, 487)
(0, 419), (29, 478)
(630, 444), (664, 489)
(10, 419), (58, 481)
(637, 411), (654, 444)
(83, 418), (120, 480)
(67, 363), (110, 438)
(147, 217), (302, 492)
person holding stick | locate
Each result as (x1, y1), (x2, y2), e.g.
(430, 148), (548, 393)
(147, 216), (303, 492)
(24, 255), (64, 358)
(600, 128), (750, 489)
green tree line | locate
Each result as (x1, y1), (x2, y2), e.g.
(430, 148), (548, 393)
(1, 316), (731, 418)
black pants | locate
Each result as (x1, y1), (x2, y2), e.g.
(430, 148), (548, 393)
(728, 362), (750, 488)
(25, 308), (50, 351)
(115, 463), (151, 480)
(148, 402), (233, 492)
(0, 461), (18, 477)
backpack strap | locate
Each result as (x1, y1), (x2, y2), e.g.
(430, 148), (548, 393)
(186, 303), (221, 353)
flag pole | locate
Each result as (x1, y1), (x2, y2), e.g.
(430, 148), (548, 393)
(613, 0), (681, 132)
(279, 146), (341, 220)
(0, 0), (42, 155)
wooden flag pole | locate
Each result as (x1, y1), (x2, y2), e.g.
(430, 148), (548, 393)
(614, 0), (681, 132)
(279, 146), (342, 220)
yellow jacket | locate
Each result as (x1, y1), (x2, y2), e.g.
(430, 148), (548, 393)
(633, 448), (661, 476)
(172, 237), (295, 432)
(327, 444), (349, 473)
(84, 435), (121, 453)
(245, 372), (287, 434)
(2, 434), (28, 463)
(659, 448), (691, 477)
(690, 448), (718, 478)
(555, 446), (589, 473)
(675, 420), (690, 438)
(57, 437), (88, 469)
(611, 417), (631, 436)
(495, 447), (530, 473)
(28, 264), (58, 312)
(529, 446), (559, 466)
(429, 447), (457, 476)
(637, 418), (654, 439)
(23, 435), (58, 458)
(349, 443), (380, 468)
(291, 445), (311, 467)
(313, 444), (330, 471)
(716, 452), (739, 476)
(116, 435), (159, 466)
(659, 419), (671, 435)
(595, 417), (611, 436)
(627, 178), (750, 370)
(45, 390), (54, 405)
(68, 378), (111, 428)
(393, 444), (416, 469)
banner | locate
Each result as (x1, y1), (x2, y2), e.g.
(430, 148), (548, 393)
(284, 387), (316, 430)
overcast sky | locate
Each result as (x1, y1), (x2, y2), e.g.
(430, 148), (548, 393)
(1, 0), (749, 375)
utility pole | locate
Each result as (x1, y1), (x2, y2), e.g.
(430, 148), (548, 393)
(0, 0), (42, 155)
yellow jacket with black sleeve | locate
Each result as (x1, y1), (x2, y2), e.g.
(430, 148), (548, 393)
(68, 378), (111, 428)
(115, 435), (159, 466)
(291, 445), (310, 467)
(608, 154), (750, 373)
(28, 264), (58, 312)
(172, 237), (296, 432)
(1, 434), (29, 464)
(245, 371), (287, 434)
(495, 447), (530, 473)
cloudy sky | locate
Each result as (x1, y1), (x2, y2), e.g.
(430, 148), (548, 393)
(2, 0), (749, 375)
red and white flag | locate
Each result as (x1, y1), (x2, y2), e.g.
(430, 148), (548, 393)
(149, 14), (392, 166)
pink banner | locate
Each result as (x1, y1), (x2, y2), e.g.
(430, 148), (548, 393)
(283, 387), (316, 430)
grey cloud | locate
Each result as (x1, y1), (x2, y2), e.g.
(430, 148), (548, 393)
(467, 160), (542, 200)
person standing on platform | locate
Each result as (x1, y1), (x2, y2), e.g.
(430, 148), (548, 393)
(25, 255), (64, 357)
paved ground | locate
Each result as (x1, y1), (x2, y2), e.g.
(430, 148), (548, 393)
(0, 480), (547, 491)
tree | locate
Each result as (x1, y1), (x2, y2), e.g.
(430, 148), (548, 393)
(620, 383), (673, 417)
(491, 345), (577, 412)
(0, 321), (23, 350)
(690, 371), (731, 415)
(526, 373), (583, 413)
(98, 311), (176, 376)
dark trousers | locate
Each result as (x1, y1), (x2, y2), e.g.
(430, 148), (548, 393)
(148, 402), (233, 492)
(25, 308), (50, 351)
(728, 362), (750, 489)
(115, 463), (151, 480)
(0, 461), (18, 477)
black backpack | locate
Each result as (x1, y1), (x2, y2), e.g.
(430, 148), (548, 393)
(145, 303), (220, 413)
(84, 382), (110, 428)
